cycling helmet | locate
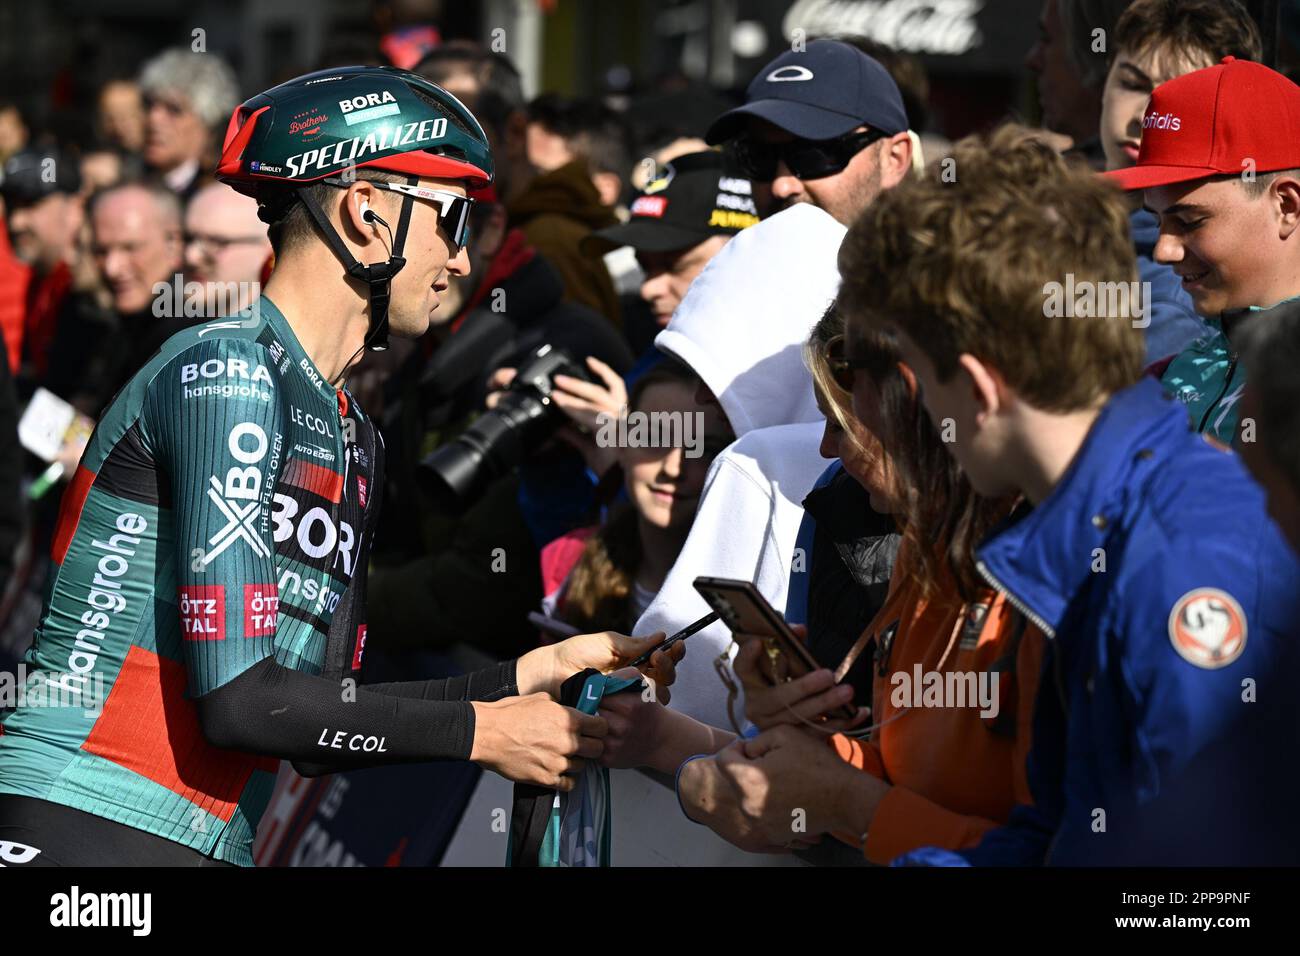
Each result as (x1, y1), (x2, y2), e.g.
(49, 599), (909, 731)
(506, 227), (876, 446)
(217, 65), (494, 350)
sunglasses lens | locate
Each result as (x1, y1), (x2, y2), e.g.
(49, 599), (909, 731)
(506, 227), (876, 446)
(785, 143), (845, 181)
(732, 139), (777, 181)
(456, 200), (471, 247)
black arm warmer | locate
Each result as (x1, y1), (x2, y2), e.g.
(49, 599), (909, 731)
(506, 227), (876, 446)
(364, 658), (518, 703)
(195, 658), (518, 776)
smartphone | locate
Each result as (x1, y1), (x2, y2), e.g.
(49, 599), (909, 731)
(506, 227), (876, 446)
(628, 610), (721, 668)
(692, 575), (856, 720)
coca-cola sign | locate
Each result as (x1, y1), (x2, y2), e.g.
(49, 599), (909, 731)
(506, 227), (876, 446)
(783, 0), (984, 56)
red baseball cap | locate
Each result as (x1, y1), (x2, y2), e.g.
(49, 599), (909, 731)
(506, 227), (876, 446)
(1105, 57), (1300, 191)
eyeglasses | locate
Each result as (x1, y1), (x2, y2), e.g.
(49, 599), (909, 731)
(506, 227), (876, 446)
(728, 127), (888, 182)
(322, 177), (475, 250)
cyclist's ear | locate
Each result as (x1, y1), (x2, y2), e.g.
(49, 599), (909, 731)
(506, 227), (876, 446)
(341, 178), (382, 240)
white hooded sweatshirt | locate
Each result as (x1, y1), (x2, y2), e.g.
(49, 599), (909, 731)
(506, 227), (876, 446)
(634, 203), (847, 729)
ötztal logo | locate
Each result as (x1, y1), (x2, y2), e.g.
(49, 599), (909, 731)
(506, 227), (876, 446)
(1143, 111), (1182, 131)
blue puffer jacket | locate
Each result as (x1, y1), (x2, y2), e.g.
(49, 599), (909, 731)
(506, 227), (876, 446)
(897, 378), (1300, 865)
(1129, 207), (1208, 366)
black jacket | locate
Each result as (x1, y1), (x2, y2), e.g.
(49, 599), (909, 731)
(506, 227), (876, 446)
(802, 468), (900, 706)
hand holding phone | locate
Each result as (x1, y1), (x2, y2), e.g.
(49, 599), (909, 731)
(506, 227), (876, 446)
(733, 638), (865, 732)
(628, 610), (720, 667)
(692, 576), (856, 721)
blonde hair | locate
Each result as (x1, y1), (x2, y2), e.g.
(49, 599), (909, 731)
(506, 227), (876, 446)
(804, 303), (864, 452)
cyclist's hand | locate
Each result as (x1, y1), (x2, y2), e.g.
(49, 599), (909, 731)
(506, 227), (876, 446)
(521, 630), (681, 702)
(470, 693), (607, 790)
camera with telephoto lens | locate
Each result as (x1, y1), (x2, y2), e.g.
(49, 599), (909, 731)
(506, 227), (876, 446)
(419, 343), (593, 512)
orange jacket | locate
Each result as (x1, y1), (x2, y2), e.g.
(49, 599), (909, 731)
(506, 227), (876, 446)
(830, 539), (1043, 864)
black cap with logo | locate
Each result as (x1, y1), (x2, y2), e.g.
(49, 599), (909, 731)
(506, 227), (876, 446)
(584, 150), (758, 255)
(0, 146), (81, 207)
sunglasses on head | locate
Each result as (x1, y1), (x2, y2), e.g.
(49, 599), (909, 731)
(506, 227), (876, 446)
(826, 335), (871, 392)
(728, 127), (888, 182)
(826, 335), (917, 396)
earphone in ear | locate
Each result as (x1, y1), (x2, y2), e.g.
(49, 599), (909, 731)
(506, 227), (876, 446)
(360, 200), (391, 230)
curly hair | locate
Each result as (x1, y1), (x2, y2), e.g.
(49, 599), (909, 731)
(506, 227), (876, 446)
(838, 122), (1144, 413)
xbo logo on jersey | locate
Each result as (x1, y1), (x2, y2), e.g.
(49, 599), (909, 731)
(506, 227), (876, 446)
(200, 423), (272, 567)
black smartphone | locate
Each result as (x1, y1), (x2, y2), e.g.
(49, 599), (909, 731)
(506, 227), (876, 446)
(692, 575), (856, 720)
(629, 610), (721, 668)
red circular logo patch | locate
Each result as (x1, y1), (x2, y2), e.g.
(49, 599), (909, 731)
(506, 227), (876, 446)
(1167, 588), (1248, 669)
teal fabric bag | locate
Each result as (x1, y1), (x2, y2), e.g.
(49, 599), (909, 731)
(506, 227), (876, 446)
(507, 670), (643, 867)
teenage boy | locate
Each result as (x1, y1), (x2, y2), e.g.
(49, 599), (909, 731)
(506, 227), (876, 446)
(837, 126), (1300, 865)
(1098, 0), (1260, 364)
(1106, 57), (1300, 443)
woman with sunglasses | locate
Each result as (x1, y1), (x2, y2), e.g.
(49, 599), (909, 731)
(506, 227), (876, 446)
(702, 320), (1047, 863)
(593, 306), (909, 853)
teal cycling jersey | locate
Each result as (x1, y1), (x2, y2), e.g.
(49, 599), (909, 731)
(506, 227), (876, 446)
(0, 296), (383, 865)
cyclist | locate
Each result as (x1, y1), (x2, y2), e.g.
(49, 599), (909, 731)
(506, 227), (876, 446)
(0, 66), (675, 867)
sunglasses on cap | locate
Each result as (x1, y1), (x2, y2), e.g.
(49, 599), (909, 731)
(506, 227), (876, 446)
(322, 177), (475, 250)
(728, 127), (888, 182)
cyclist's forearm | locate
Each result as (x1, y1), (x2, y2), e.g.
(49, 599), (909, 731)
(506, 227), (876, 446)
(195, 657), (476, 769)
(363, 658), (518, 703)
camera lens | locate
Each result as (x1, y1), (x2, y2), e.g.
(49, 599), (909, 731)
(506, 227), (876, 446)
(417, 344), (590, 513)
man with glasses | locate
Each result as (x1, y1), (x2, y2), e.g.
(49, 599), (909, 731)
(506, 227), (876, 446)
(706, 38), (915, 226)
(183, 182), (272, 316)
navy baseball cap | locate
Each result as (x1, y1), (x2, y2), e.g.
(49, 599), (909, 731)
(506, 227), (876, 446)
(706, 39), (907, 144)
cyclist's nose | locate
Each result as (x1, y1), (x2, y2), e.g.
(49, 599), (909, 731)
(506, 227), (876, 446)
(447, 242), (471, 277)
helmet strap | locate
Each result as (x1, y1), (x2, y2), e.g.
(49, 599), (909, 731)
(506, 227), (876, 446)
(295, 175), (418, 353)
